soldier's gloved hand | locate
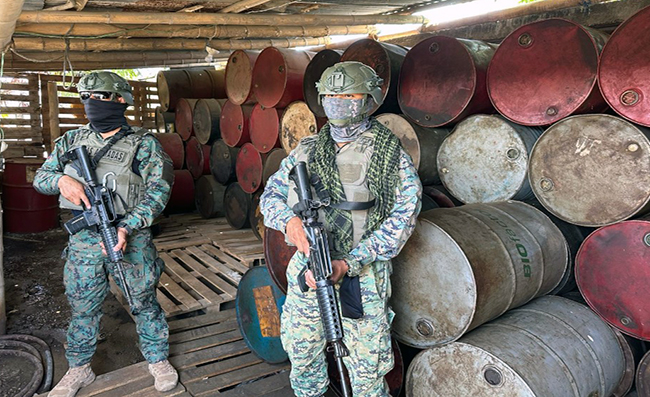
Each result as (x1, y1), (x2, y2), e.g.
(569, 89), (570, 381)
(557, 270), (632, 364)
(100, 227), (129, 255)
(330, 260), (349, 284)
(58, 175), (91, 208)
(286, 216), (310, 256)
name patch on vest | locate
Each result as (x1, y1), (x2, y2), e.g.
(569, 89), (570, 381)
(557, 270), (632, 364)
(86, 147), (127, 163)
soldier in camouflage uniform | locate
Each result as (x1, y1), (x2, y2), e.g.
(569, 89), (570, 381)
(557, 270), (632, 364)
(261, 62), (422, 396)
(33, 71), (178, 397)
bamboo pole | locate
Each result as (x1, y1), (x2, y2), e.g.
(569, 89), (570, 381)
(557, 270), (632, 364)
(14, 23), (377, 39)
(17, 10), (427, 26)
(7, 50), (208, 63)
(219, 0), (274, 14)
(0, 0), (26, 50)
(47, 81), (61, 150)
(6, 59), (228, 71)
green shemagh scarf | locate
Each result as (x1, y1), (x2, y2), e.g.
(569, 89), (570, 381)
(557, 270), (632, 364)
(308, 119), (402, 256)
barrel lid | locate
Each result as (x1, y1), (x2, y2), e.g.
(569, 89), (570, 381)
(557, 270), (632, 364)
(236, 143), (264, 193)
(252, 47), (289, 108)
(529, 114), (650, 227)
(280, 101), (317, 154)
(156, 70), (171, 111)
(599, 6), (650, 127)
(184, 136), (204, 180)
(488, 19), (604, 126)
(438, 115), (538, 203)
(576, 220), (650, 341)
(376, 113), (421, 170)
(226, 50), (258, 105)
(193, 99), (223, 145)
(303, 49), (342, 118)
(220, 100), (251, 147)
(250, 104), (281, 153)
(175, 98), (198, 141)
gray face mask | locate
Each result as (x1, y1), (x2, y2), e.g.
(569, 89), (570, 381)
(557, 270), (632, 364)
(322, 96), (372, 143)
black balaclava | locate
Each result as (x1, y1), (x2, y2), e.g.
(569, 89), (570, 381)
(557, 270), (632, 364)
(82, 97), (128, 133)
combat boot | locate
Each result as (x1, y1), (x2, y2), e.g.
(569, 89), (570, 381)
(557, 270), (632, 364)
(48, 363), (95, 397)
(148, 359), (179, 392)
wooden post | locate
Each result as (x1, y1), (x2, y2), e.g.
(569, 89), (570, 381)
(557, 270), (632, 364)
(47, 81), (60, 151)
(0, 196), (5, 335)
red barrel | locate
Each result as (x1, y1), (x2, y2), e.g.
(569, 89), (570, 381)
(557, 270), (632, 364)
(264, 227), (296, 294)
(210, 139), (239, 185)
(194, 175), (226, 219)
(303, 49), (342, 118)
(193, 98), (226, 145)
(599, 6), (650, 127)
(201, 144), (211, 176)
(154, 132), (184, 170)
(576, 220), (650, 341)
(252, 47), (313, 109)
(399, 36), (497, 127)
(488, 19), (608, 126)
(206, 69), (227, 99)
(250, 103), (281, 153)
(225, 50), (259, 105)
(220, 100), (253, 147)
(185, 136), (204, 180)
(165, 169), (195, 214)
(341, 39), (408, 115)
(236, 143), (266, 194)
(3, 159), (59, 233)
(174, 98), (199, 141)
(224, 182), (252, 229)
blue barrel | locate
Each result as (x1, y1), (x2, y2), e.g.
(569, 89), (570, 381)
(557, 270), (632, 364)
(235, 266), (288, 364)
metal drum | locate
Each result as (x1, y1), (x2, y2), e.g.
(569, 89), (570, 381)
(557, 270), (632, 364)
(210, 139), (239, 185)
(154, 132), (184, 169)
(206, 68), (227, 99)
(155, 106), (175, 133)
(193, 98), (226, 145)
(437, 114), (543, 203)
(599, 6), (650, 127)
(529, 114), (650, 227)
(225, 50), (259, 105)
(174, 98), (199, 141)
(263, 227), (295, 294)
(250, 104), (282, 154)
(376, 113), (450, 185)
(184, 136), (204, 180)
(236, 143), (266, 194)
(638, 351), (650, 397)
(576, 220), (650, 341)
(201, 144), (211, 176)
(220, 100), (253, 148)
(280, 101), (317, 154)
(262, 148), (287, 184)
(341, 39), (407, 115)
(3, 160), (58, 233)
(303, 49), (342, 118)
(488, 19), (608, 126)
(611, 329), (647, 397)
(235, 266), (288, 364)
(194, 175), (226, 219)
(157, 69), (222, 112)
(406, 296), (625, 397)
(252, 47), (313, 109)
(250, 190), (265, 242)
(399, 36), (497, 127)
(165, 170), (195, 214)
(422, 185), (459, 208)
(391, 201), (568, 348)
(224, 182), (252, 229)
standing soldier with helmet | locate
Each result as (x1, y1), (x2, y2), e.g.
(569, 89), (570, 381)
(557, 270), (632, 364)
(261, 61), (422, 396)
(33, 71), (178, 397)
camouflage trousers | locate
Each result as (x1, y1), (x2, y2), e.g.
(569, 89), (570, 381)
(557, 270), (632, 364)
(63, 228), (169, 367)
(281, 253), (394, 397)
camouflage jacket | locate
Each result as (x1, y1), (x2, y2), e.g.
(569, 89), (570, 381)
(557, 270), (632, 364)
(33, 124), (174, 233)
(260, 126), (422, 277)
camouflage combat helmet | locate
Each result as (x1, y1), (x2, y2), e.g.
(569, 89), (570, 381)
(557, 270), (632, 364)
(316, 61), (384, 106)
(77, 71), (134, 105)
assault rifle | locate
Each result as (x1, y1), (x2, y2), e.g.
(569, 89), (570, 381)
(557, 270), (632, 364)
(62, 145), (134, 308)
(290, 161), (351, 397)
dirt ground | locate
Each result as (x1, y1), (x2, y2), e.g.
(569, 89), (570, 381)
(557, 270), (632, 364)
(3, 227), (144, 391)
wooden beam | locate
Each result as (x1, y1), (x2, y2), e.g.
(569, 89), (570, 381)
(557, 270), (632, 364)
(0, 0), (26, 49)
(47, 81), (61, 151)
(6, 59), (228, 71)
(17, 10), (427, 26)
(219, 0), (274, 14)
(7, 50), (208, 63)
(14, 23), (377, 39)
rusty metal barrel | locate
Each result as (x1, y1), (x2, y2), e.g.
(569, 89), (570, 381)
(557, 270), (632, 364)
(155, 106), (175, 133)
(376, 113), (450, 186)
(250, 104), (281, 154)
(280, 101), (317, 154)
(194, 175), (226, 219)
(611, 329), (647, 397)
(437, 114), (543, 203)
(529, 114), (650, 227)
(638, 351), (650, 397)
(193, 99), (226, 145)
(165, 170), (195, 214)
(236, 143), (266, 194)
(264, 227), (295, 294)
(488, 19), (608, 126)
(210, 139), (239, 185)
(303, 49), (342, 118)
(262, 148), (287, 184)
(224, 182), (252, 229)
(220, 100), (253, 147)
(252, 47), (313, 109)
(184, 136), (204, 180)
(154, 132), (184, 169)
(599, 6), (650, 127)
(157, 68), (226, 112)
(174, 98), (199, 141)
(225, 50), (259, 105)
(206, 69), (227, 99)
(392, 201), (568, 348)
(406, 296), (625, 397)
(250, 190), (265, 241)
(576, 220), (650, 341)
(399, 36), (497, 127)
(341, 39), (407, 115)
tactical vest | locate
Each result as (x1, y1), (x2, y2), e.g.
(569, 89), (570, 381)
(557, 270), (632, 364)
(287, 131), (375, 246)
(59, 125), (148, 215)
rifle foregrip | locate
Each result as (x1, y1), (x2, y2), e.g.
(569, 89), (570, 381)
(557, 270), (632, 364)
(100, 224), (123, 263)
(315, 281), (345, 343)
